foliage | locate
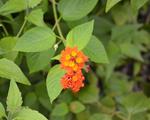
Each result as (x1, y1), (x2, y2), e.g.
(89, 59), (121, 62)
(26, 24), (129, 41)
(0, 0), (150, 120)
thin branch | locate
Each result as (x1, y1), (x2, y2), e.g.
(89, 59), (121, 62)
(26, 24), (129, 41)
(51, 0), (65, 41)
(16, 19), (27, 37)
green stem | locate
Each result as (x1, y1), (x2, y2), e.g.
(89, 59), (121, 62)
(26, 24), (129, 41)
(0, 24), (9, 36)
(51, 0), (65, 41)
(7, 112), (13, 120)
(16, 19), (27, 37)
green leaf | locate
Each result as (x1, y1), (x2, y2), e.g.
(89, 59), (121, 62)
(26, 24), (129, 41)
(7, 80), (22, 112)
(105, 0), (122, 12)
(78, 86), (99, 104)
(0, 0), (42, 15)
(66, 20), (94, 50)
(13, 108), (48, 120)
(0, 102), (6, 118)
(119, 92), (150, 115)
(83, 36), (109, 64)
(58, 0), (98, 21)
(120, 43), (143, 62)
(131, 0), (148, 12)
(14, 27), (56, 52)
(52, 103), (69, 116)
(26, 48), (55, 73)
(70, 101), (85, 114)
(26, 9), (46, 27)
(46, 65), (66, 103)
(90, 113), (112, 120)
(0, 58), (30, 85)
(0, 37), (18, 61)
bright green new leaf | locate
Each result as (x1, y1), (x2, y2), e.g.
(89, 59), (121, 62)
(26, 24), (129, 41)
(83, 36), (109, 64)
(131, 0), (148, 12)
(26, 9), (46, 27)
(105, 0), (122, 12)
(7, 80), (22, 112)
(26, 48), (55, 73)
(0, 58), (30, 85)
(66, 20), (94, 50)
(52, 103), (69, 116)
(14, 27), (56, 52)
(13, 108), (48, 120)
(58, 0), (98, 21)
(46, 65), (66, 103)
(119, 92), (150, 115)
(0, 102), (6, 118)
(90, 113), (112, 120)
(70, 101), (85, 114)
(0, 0), (42, 15)
(120, 43), (143, 62)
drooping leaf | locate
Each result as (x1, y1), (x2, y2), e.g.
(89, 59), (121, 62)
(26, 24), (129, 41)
(120, 43), (144, 62)
(26, 48), (55, 73)
(46, 65), (66, 103)
(83, 36), (109, 64)
(7, 80), (22, 112)
(105, 0), (122, 12)
(0, 58), (30, 85)
(131, 0), (148, 13)
(26, 9), (46, 27)
(0, 0), (42, 15)
(52, 103), (69, 116)
(66, 20), (94, 50)
(58, 0), (98, 21)
(0, 102), (6, 118)
(70, 101), (85, 114)
(13, 108), (48, 120)
(14, 27), (56, 52)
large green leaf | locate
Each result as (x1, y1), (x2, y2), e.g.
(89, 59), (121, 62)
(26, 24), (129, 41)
(46, 65), (66, 103)
(0, 102), (6, 118)
(105, 0), (122, 12)
(26, 9), (46, 27)
(58, 0), (98, 21)
(70, 101), (85, 114)
(7, 80), (22, 112)
(0, 58), (30, 85)
(14, 27), (56, 52)
(0, 0), (42, 15)
(66, 20), (94, 50)
(13, 108), (48, 120)
(131, 0), (148, 12)
(26, 48), (55, 73)
(52, 103), (69, 116)
(83, 36), (109, 64)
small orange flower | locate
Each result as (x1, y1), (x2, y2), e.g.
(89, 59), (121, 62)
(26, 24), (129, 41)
(60, 47), (88, 72)
(61, 70), (85, 92)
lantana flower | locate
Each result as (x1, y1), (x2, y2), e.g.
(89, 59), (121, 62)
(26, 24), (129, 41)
(60, 47), (88, 72)
(60, 47), (88, 92)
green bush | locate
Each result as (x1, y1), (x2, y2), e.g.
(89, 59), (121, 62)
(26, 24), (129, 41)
(0, 0), (150, 120)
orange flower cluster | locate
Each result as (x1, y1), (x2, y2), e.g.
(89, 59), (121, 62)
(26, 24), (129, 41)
(60, 47), (88, 92)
